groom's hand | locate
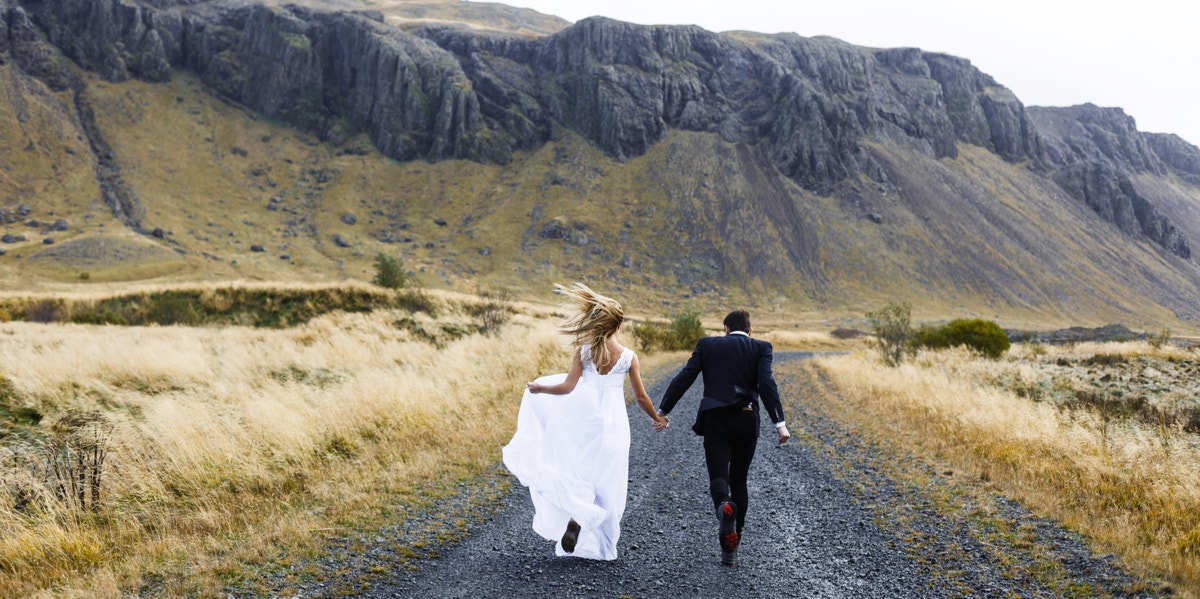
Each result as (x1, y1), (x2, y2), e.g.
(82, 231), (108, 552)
(776, 425), (791, 445)
(652, 410), (669, 432)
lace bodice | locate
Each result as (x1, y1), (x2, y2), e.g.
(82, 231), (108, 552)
(581, 347), (634, 389)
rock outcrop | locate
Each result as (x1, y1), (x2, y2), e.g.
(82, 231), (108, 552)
(4, 0), (1194, 257)
(1146, 132), (1200, 185)
(13, 1), (1043, 194)
(1030, 105), (1191, 259)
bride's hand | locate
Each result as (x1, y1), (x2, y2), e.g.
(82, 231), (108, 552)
(652, 414), (669, 432)
(526, 382), (544, 394)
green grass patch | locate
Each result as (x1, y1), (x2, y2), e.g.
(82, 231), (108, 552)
(0, 285), (438, 328)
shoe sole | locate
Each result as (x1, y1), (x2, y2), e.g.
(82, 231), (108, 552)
(721, 549), (737, 566)
(718, 501), (739, 553)
(562, 519), (581, 553)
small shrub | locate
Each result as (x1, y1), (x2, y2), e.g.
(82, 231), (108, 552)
(629, 309), (706, 353)
(1149, 328), (1171, 350)
(866, 301), (913, 366)
(372, 253), (408, 290)
(668, 308), (705, 351)
(471, 288), (513, 336)
(42, 410), (113, 512)
(630, 320), (670, 354)
(26, 298), (65, 323)
(144, 291), (203, 326)
(0, 307), (10, 323)
(911, 318), (1011, 359)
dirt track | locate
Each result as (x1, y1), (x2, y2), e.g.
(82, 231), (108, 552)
(328, 353), (1157, 598)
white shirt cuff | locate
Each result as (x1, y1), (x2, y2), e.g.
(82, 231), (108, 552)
(774, 421), (786, 429)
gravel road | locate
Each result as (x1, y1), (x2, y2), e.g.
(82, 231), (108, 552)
(351, 352), (1158, 598)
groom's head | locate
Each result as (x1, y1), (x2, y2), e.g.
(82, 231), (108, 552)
(723, 309), (751, 334)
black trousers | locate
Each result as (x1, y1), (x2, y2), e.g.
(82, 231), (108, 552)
(701, 406), (759, 532)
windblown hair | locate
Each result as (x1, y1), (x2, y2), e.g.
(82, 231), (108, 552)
(554, 283), (625, 370)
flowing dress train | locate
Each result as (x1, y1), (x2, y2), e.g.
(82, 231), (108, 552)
(502, 347), (634, 560)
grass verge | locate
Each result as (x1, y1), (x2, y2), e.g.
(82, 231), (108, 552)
(0, 285), (557, 596)
(796, 342), (1200, 596)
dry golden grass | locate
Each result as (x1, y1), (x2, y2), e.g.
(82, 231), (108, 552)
(755, 329), (871, 352)
(0, 286), (568, 596)
(806, 342), (1200, 596)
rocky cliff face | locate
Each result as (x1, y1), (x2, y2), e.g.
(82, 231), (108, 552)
(1030, 105), (1191, 259)
(12, 0), (1043, 191)
(1146, 132), (1200, 185)
(3, 0), (1195, 258)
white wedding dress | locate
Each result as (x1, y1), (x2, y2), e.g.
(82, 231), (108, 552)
(502, 347), (634, 560)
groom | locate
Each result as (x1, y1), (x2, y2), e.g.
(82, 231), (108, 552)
(656, 309), (790, 566)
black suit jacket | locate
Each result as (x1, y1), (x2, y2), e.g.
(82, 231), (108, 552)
(657, 333), (785, 435)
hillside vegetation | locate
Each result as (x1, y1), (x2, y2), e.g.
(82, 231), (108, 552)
(1, 0), (1200, 333)
(0, 69), (1196, 334)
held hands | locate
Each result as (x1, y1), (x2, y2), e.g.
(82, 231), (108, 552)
(652, 409), (670, 432)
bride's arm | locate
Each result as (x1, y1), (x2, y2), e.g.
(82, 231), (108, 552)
(629, 355), (669, 430)
(526, 349), (583, 395)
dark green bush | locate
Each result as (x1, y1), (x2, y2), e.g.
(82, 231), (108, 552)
(630, 309), (706, 353)
(668, 308), (705, 350)
(630, 320), (669, 353)
(68, 310), (130, 326)
(144, 291), (203, 326)
(911, 318), (1011, 359)
(372, 253), (408, 290)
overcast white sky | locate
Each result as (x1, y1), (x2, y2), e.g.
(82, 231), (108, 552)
(500, 0), (1200, 146)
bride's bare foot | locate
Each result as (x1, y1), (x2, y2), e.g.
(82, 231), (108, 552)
(561, 519), (581, 553)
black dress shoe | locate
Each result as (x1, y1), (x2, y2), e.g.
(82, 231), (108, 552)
(721, 547), (737, 566)
(561, 518), (581, 553)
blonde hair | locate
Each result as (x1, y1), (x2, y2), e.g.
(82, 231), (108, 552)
(554, 283), (624, 369)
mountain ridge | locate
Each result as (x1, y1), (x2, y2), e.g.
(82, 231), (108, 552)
(2, 0), (1200, 331)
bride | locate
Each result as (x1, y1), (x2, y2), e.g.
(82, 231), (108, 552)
(502, 283), (669, 560)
